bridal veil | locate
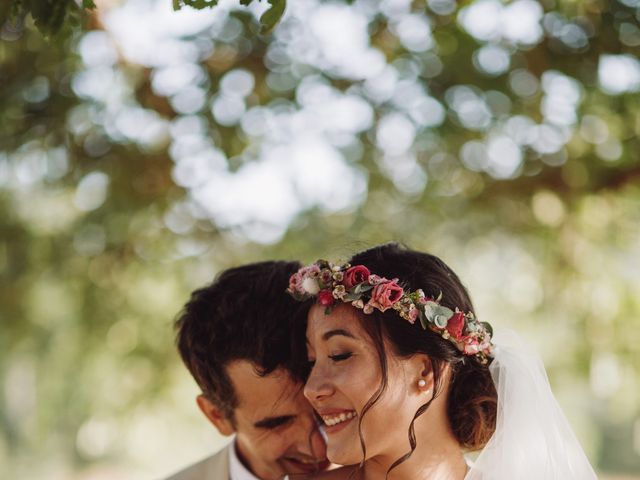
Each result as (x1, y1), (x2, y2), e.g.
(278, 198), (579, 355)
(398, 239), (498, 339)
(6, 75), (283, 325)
(466, 330), (597, 479)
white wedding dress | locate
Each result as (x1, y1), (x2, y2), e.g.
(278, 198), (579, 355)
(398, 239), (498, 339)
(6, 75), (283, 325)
(465, 330), (597, 479)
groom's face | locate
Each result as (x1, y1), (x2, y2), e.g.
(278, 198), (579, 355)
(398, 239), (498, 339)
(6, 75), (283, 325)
(227, 361), (329, 479)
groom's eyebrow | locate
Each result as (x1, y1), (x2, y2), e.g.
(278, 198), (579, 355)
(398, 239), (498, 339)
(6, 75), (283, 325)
(322, 329), (356, 341)
(254, 415), (296, 430)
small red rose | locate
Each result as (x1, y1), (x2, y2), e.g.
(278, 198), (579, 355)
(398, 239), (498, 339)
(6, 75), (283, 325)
(446, 311), (466, 340)
(318, 289), (335, 307)
(343, 265), (371, 289)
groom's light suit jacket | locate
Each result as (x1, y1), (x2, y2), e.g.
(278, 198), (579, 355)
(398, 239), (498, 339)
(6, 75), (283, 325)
(165, 445), (230, 480)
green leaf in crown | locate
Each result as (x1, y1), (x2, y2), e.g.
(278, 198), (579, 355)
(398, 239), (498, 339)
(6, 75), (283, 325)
(423, 302), (454, 329)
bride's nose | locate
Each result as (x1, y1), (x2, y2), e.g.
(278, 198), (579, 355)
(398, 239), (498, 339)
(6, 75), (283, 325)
(304, 364), (334, 403)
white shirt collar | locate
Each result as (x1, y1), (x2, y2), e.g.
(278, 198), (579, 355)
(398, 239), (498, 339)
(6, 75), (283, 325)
(228, 440), (261, 480)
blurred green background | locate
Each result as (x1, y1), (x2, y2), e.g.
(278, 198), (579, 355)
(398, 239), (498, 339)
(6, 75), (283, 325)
(1, 0), (639, 478)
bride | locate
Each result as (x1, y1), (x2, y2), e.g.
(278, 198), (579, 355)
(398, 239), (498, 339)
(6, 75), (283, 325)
(287, 243), (597, 480)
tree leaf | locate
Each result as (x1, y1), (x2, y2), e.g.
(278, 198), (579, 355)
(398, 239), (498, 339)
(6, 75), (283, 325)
(259, 0), (285, 34)
(175, 0), (220, 9)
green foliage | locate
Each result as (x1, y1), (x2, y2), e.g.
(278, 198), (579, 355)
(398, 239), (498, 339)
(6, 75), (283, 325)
(174, 0), (286, 34)
(173, 0), (220, 9)
(259, 0), (285, 33)
(1, 0), (95, 36)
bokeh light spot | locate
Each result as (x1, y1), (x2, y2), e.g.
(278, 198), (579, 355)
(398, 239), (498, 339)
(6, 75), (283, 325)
(532, 190), (566, 226)
(74, 172), (110, 212)
(598, 54), (640, 95)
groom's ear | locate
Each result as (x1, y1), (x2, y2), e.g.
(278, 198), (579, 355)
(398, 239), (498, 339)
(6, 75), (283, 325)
(196, 394), (236, 436)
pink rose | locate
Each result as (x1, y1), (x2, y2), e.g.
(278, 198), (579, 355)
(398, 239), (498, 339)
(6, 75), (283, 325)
(417, 296), (433, 305)
(289, 273), (303, 294)
(299, 263), (320, 278)
(343, 265), (371, 289)
(463, 340), (480, 355)
(369, 281), (404, 312)
(318, 289), (334, 307)
(408, 306), (419, 324)
(478, 339), (492, 353)
(446, 312), (466, 340)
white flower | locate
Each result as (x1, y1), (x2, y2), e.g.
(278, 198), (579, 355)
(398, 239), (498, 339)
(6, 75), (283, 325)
(302, 277), (321, 295)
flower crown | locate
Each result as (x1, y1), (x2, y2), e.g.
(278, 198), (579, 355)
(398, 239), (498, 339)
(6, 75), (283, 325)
(287, 260), (494, 363)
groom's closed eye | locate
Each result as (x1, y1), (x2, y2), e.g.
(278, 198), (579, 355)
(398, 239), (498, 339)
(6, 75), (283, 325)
(254, 415), (296, 430)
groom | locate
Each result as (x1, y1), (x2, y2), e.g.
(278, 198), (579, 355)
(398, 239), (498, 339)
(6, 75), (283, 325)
(167, 261), (329, 480)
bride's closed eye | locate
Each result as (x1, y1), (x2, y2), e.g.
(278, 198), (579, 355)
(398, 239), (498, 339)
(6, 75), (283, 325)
(306, 352), (353, 368)
(329, 352), (353, 362)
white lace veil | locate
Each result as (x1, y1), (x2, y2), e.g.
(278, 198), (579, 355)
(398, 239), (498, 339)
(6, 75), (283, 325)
(465, 330), (597, 480)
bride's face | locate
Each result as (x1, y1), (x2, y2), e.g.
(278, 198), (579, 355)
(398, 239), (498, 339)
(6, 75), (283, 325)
(304, 303), (424, 466)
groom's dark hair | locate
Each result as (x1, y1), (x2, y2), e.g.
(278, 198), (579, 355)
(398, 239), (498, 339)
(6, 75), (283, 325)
(175, 260), (308, 422)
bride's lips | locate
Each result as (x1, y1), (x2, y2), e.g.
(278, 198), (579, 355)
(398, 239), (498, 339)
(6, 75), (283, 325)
(317, 408), (358, 435)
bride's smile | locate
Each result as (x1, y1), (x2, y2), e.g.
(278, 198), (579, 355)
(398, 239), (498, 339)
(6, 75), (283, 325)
(318, 409), (357, 430)
(304, 302), (464, 477)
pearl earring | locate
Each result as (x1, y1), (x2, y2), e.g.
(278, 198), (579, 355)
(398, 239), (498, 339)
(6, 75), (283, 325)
(418, 379), (426, 388)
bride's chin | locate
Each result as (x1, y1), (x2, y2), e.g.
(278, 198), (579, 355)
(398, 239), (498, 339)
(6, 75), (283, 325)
(328, 448), (360, 467)
(327, 436), (363, 466)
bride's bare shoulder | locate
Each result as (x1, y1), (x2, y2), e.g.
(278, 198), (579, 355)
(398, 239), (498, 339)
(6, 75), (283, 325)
(290, 465), (358, 480)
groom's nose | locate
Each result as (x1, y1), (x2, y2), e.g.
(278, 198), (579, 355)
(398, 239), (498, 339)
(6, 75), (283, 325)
(289, 409), (328, 461)
(303, 416), (327, 459)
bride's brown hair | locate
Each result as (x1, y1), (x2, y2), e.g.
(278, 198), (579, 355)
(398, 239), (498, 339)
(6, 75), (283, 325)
(345, 243), (497, 476)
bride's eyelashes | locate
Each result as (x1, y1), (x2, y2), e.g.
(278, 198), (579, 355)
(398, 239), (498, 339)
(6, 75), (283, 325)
(329, 352), (353, 362)
(306, 352), (353, 368)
